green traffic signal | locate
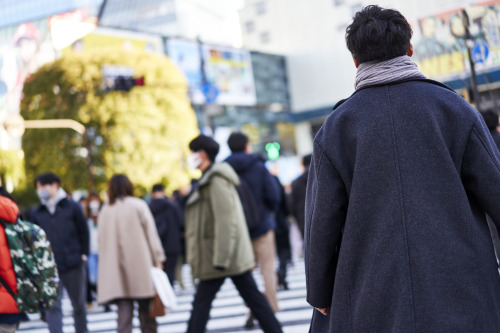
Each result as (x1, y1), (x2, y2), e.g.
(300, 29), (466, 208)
(265, 142), (281, 160)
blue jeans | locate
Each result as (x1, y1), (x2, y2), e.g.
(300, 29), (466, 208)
(87, 254), (98, 285)
(46, 263), (88, 333)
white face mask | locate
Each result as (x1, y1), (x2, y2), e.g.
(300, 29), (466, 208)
(89, 200), (100, 214)
(187, 152), (202, 170)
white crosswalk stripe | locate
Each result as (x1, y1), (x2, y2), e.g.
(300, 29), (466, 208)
(17, 257), (313, 333)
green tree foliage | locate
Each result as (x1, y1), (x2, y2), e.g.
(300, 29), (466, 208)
(21, 49), (199, 195)
(0, 149), (25, 188)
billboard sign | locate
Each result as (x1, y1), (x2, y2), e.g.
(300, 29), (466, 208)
(410, 0), (500, 81)
(166, 38), (257, 106)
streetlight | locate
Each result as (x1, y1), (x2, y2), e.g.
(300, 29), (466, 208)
(2, 115), (96, 191)
(451, 9), (481, 111)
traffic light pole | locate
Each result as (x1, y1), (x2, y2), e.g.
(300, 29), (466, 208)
(462, 9), (481, 112)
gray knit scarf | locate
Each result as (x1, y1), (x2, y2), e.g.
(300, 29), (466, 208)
(355, 55), (427, 91)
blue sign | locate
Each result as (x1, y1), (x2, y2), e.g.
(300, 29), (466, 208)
(202, 82), (219, 104)
(473, 41), (489, 64)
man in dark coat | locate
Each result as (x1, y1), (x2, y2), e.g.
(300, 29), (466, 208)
(305, 5), (500, 332)
(225, 132), (281, 321)
(149, 183), (183, 285)
(290, 154), (311, 238)
(31, 172), (89, 333)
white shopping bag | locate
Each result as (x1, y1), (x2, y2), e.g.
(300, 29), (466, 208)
(151, 267), (177, 309)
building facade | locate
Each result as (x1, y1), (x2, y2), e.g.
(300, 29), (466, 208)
(239, 0), (500, 154)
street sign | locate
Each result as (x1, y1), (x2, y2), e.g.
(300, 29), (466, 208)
(202, 82), (219, 104)
(472, 41), (489, 64)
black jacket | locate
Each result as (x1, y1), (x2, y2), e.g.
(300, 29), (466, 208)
(225, 152), (280, 239)
(32, 198), (89, 274)
(291, 170), (308, 237)
(306, 79), (500, 332)
(273, 176), (290, 252)
(149, 198), (183, 255)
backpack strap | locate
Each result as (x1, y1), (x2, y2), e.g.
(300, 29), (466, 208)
(0, 274), (16, 301)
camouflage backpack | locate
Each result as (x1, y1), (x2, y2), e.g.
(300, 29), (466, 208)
(0, 218), (59, 313)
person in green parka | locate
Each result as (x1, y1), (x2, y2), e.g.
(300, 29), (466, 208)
(184, 134), (282, 333)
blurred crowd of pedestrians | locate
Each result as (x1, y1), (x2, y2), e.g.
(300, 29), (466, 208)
(0, 130), (310, 333)
(5, 4), (500, 333)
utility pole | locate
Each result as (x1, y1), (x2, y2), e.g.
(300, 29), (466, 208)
(462, 9), (481, 112)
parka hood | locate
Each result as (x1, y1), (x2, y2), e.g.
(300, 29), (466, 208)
(225, 152), (261, 174)
(0, 196), (19, 223)
(199, 162), (240, 187)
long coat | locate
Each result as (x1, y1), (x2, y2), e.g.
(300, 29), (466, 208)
(97, 196), (165, 304)
(185, 162), (255, 280)
(305, 79), (500, 332)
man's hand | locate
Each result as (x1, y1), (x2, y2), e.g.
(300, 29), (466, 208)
(315, 307), (330, 316)
(155, 262), (163, 270)
(81, 255), (88, 263)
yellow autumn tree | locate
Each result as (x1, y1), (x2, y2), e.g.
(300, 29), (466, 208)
(21, 48), (199, 195)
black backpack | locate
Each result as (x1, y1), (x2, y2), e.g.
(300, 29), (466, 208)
(236, 177), (260, 231)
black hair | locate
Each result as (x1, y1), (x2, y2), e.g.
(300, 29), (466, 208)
(227, 132), (249, 153)
(108, 174), (134, 204)
(189, 135), (220, 162)
(302, 154), (312, 168)
(152, 184), (165, 193)
(35, 172), (61, 187)
(0, 186), (16, 203)
(346, 5), (412, 64)
(481, 110), (499, 131)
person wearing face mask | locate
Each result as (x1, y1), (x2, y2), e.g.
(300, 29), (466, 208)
(31, 172), (89, 333)
(184, 134), (282, 333)
(84, 191), (104, 310)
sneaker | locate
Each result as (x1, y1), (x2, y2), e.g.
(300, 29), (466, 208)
(244, 312), (255, 329)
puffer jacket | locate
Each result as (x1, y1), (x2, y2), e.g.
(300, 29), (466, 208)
(185, 162), (255, 280)
(0, 196), (20, 314)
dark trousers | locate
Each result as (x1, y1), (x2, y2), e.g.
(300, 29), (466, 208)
(277, 248), (291, 287)
(164, 254), (179, 285)
(116, 299), (156, 333)
(46, 263), (88, 333)
(187, 270), (282, 333)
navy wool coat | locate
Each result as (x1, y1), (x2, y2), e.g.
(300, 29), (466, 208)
(305, 79), (500, 332)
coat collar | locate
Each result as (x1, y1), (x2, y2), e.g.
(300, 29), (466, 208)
(333, 78), (456, 111)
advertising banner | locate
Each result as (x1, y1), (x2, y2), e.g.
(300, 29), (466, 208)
(167, 38), (257, 106)
(410, 0), (500, 81)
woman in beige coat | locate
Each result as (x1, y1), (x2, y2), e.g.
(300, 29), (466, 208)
(97, 174), (165, 333)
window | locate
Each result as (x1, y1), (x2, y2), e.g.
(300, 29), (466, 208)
(245, 21), (255, 33)
(260, 31), (270, 43)
(255, 1), (266, 15)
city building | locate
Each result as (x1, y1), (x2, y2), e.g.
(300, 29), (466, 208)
(239, 0), (500, 154)
(0, 0), (296, 189)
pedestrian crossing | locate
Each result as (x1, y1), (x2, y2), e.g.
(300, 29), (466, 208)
(17, 257), (313, 333)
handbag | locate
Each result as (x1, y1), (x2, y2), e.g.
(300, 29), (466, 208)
(149, 292), (166, 317)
